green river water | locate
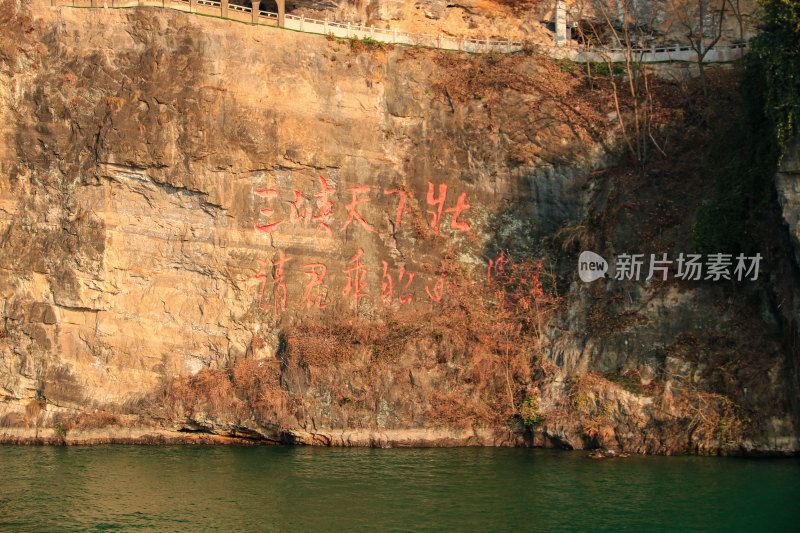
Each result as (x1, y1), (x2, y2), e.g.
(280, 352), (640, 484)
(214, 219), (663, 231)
(0, 446), (798, 532)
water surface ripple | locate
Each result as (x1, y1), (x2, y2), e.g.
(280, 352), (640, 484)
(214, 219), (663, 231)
(1, 446), (798, 531)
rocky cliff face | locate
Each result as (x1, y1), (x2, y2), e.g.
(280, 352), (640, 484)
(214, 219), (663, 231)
(777, 140), (800, 268)
(1, 0), (798, 454)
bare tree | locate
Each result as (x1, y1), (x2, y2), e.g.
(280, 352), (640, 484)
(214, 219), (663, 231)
(725, 0), (760, 59)
(668, 0), (728, 95)
(726, 0), (747, 43)
(577, 0), (664, 166)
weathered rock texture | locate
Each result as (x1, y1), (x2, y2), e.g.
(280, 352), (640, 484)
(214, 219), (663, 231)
(1, 0), (798, 453)
(777, 140), (800, 269)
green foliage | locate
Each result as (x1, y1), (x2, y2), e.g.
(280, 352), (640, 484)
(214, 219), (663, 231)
(54, 424), (67, 437)
(750, 0), (800, 154)
(520, 398), (544, 427)
(604, 371), (644, 396)
(555, 58), (576, 73)
(693, 0), (799, 254)
(348, 36), (385, 51)
(590, 62), (625, 76)
(360, 37), (381, 47)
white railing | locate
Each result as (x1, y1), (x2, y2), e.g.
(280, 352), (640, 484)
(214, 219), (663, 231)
(228, 3), (250, 13)
(538, 41), (748, 63)
(51, 0), (748, 61)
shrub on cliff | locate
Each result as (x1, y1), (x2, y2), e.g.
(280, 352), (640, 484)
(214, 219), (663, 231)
(750, 0), (800, 154)
(693, 0), (800, 255)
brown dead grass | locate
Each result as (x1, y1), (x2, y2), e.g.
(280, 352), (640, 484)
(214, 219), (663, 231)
(429, 49), (614, 155)
(159, 255), (561, 431)
(282, 256), (562, 428)
(164, 358), (289, 427)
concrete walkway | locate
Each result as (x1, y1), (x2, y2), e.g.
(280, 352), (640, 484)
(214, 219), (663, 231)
(51, 0), (748, 62)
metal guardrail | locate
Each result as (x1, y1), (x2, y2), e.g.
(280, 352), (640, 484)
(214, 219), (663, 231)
(50, 0), (749, 61)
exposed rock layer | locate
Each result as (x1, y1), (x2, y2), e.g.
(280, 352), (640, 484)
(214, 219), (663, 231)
(1, 0), (798, 454)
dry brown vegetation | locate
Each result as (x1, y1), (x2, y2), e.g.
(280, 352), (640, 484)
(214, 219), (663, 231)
(425, 45), (704, 172)
(564, 369), (750, 449)
(161, 256), (562, 432)
(283, 256), (562, 427)
(430, 49), (612, 151)
(163, 357), (290, 428)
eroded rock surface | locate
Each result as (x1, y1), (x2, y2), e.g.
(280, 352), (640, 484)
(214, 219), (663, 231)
(1, 0), (798, 454)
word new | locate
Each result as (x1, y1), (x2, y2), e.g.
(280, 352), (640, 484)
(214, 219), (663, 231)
(578, 251), (762, 282)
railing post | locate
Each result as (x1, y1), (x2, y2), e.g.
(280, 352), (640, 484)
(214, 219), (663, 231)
(507, 38), (511, 53)
(189, 0), (195, 12)
(324, 16), (328, 34)
(221, 0), (227, 18)
(346, 21), (350, 38)
(277, 0), (285, 27)
(251, 0), (258, 23)
(554, 0), (567, 44)
(437, 33), (442, 48)
(300, 14), (304, 31)
(392, 28), (397, 43)
(370, 26), (374, 40)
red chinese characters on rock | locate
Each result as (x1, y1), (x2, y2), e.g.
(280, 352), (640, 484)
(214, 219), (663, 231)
(313, 176), (336, 238)
(254, 252), (468, 314)
(426, 261), (457, 303)
(299, 262), (330, 309)
(254, 259), (270, 310)
(426, 182), (447, 234)
(487, 251), (508, 283)
(289, 190), (313, 226)
(255, 179), (471, 238)
(251, 176), (478, 314)
(342, 248), (369, 314)
(384, 188), (413, 229)
(380, 261), (393, 311)
(397, 266), (415, 305)
(255, 249), (293, 315)
(254, 189), (283, 234)
(341, 186), (377, 234)
(272, 249), (293, 315)
(445, 192), (471, 231)
(380, 262), (416, 310)
(426, 182), (471, 234)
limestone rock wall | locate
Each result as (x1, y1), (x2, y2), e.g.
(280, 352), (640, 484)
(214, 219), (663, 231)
(0, 0), (798, 453)
(0, 1), (595, 435)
